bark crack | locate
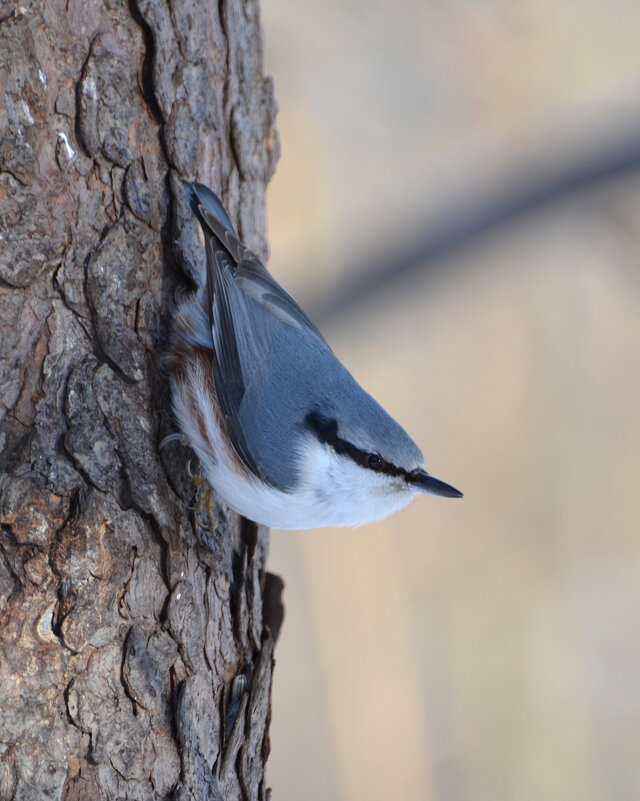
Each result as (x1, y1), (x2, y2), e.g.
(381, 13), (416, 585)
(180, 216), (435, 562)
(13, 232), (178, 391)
(127, 0), (166, 127)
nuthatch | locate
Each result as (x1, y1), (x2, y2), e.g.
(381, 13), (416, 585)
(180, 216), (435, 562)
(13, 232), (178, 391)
(168, 182), (462, 529)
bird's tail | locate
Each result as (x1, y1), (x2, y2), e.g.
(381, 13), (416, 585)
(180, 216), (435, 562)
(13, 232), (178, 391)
(182, 180), (237, 236)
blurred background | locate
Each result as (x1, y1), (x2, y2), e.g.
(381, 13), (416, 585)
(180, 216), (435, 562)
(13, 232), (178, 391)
(259, 1), (640, 799)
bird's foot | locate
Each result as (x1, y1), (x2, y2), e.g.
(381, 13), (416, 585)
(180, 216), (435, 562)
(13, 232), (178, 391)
(186, 459), (218, 530)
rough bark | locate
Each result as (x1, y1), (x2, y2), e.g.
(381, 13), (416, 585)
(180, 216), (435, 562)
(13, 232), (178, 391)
(0, 1), (281, 799)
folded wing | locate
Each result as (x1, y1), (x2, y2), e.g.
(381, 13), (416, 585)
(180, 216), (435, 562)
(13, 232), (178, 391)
(184, 181), (327, 488)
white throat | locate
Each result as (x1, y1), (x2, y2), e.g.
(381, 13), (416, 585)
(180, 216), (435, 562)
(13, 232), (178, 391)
(277, 437), (419, 529)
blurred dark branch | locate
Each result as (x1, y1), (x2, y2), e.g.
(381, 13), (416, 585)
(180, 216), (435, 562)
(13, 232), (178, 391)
(310, 126), (640, 324)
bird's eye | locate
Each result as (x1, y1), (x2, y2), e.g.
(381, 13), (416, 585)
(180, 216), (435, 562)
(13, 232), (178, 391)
(368, 454), (383, 471)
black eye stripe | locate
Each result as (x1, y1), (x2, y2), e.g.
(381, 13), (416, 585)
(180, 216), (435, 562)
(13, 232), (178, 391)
(305, 412), (413, 480)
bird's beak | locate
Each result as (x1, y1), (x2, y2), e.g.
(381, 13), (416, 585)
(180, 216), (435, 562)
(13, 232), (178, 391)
(410, 470), (463, 498)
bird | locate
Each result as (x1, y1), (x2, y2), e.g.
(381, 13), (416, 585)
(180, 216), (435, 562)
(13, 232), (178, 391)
(167, 181), (462, 530)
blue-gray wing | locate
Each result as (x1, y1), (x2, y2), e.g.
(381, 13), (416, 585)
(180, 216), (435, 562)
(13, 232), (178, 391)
(186, 182), (326, 342)
(185, 181), (326, 487)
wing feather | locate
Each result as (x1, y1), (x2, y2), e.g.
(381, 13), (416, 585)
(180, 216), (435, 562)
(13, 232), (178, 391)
(185, 181), (325, 487)
(189, 182), (326, 341)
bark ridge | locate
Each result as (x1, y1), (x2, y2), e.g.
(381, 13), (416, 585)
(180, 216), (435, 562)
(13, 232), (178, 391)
(0, 2), (281, 799)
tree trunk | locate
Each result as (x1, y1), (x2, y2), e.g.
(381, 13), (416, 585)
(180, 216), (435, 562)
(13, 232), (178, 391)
(0, 1), (281, 799)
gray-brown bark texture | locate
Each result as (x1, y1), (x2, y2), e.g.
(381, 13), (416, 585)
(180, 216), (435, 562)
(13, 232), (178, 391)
(0, 1), (281, 799)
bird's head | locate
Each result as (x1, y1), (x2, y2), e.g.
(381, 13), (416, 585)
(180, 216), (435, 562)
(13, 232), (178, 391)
(295, 404), (462, 527)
